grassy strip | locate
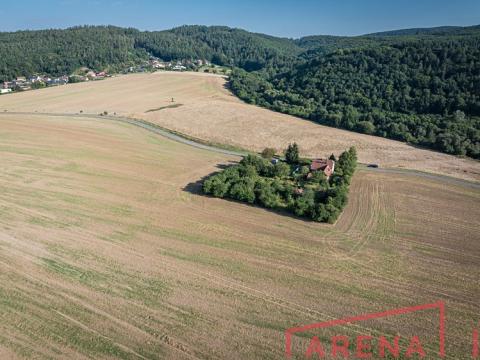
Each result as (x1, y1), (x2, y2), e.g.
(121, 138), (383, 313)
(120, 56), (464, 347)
(123, 116), (251, 154)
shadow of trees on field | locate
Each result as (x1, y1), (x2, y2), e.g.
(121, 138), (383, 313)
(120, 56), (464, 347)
(222, 81), (241, 99)
(183, 176), (207, 195)
(222, 82), (231, 92)
(182, 161), (237, 195)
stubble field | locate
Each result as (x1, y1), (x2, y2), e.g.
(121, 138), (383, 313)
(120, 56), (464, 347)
(0, 114), (479, 359)
(0, 72), (479, 182)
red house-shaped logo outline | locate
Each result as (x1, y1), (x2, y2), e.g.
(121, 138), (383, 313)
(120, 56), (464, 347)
(285, 301), (445, 358)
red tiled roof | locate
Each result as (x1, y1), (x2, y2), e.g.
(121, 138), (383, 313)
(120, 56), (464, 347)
(310, 159), (335, 177)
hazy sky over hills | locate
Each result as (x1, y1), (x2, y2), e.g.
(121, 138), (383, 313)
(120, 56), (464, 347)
(1, 0), (479, 37)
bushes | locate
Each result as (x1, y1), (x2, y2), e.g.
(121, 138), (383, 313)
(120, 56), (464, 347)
(202, 173), (230, 197)
(255, 180), (282, 208)
(273, 162), (290, 178)
(203, 145), (357, 223)
(229, 179), (256, 203)
(285, 143), (300, 164)
(261, 147), (276, 159)
(291, 189), (315, 217)
(240, 154), (271, 175)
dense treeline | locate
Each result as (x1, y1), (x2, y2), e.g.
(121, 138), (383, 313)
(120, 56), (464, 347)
(0, 26), (147, 80)
(367, 25), (480, 37)
(1, 24), (479, 158)
(3, 24), (478, 82)
(137, 26), (299, 71)
(0, 25), (297, 80)
(203, 146), (357, 223)
(230, 36), (480, 158)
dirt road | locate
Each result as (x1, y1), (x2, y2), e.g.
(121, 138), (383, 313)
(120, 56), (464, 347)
(2, 111), (479, 190)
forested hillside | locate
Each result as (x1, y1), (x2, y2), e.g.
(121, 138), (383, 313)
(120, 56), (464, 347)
(0, 25), (297, 80)
(230, 30), (480, 158)
(1, 24), (479, 157)
(136, 26), (299, 71)
(0, 26), (147, 80)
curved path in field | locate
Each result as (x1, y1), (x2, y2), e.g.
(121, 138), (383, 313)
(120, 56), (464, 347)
(1, 111), (479, 190)
(1, 111), (246, 157)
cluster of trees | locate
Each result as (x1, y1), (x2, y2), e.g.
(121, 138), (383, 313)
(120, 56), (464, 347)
(229, 35), (480, 158)
(203, 145), (357, 223)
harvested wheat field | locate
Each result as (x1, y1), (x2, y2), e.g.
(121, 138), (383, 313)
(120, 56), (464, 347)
(0, 72), (479, 182)
(0, 113), (478, 359)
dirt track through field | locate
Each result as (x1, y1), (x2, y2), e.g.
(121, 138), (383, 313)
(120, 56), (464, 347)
(2, 111), (479, 191)
(0, 71), (479, 182)
(0, 114), (478, 359)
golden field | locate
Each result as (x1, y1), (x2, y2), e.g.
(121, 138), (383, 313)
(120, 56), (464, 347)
(0, 113), (478, 359)
(0, 72), (479, 182)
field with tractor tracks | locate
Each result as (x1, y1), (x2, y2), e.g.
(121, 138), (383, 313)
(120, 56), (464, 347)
(0, 113), (478, 358)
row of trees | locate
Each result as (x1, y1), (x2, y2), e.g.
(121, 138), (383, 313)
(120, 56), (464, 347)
(203, 146), (357, 223)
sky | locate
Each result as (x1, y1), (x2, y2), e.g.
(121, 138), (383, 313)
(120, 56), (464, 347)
(0, 0), (479, 38)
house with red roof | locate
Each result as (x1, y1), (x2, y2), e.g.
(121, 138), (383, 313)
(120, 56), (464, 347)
(310, 159), (335, 178)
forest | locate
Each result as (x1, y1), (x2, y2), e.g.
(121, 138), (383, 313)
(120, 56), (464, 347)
(1, 24), (479, 158)
(230, 34), (480, 158)
(0, 25), (297, 80)
(0, 26), (147, 80)
(203, 145), (357, 223)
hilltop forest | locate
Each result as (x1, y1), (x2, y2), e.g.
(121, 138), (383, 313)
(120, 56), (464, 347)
(0, 24), (479, 158)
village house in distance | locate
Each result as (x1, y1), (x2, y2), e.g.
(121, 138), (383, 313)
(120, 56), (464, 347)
(0, 57), (213, 96)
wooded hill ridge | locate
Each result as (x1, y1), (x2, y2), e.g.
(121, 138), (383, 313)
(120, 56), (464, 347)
(1, 24), (479, 158)
(2, 24), (479, 78)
